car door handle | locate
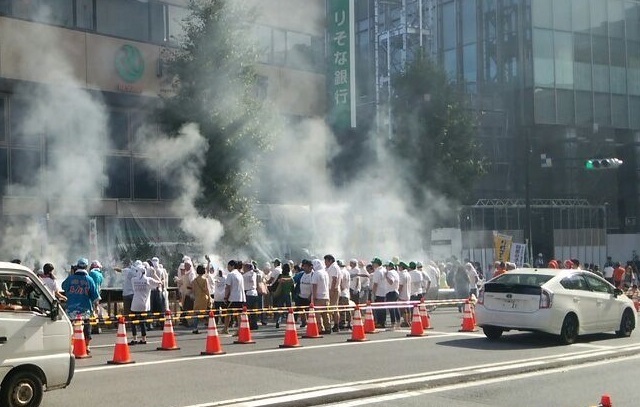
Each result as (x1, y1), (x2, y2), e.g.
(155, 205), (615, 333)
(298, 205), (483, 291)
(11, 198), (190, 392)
(573, 297), (580, 303)
(0, 336), (6, 344)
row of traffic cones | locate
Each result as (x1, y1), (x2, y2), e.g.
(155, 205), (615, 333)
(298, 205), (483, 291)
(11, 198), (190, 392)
(73, 302), (437, 365)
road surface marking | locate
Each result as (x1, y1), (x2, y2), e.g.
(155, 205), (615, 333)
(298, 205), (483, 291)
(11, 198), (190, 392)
(176, 343), (640, 407)
(321, 353), (640, 406)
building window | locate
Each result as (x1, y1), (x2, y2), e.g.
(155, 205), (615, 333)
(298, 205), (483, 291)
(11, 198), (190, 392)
(10, 148), (40, 193)
(286, 31), (313, 71)
(462, 0), (476, 45)
(630, 96), (640, 129)
(554, 31), (573, 89)
(532, 0), (552, 29)
(593, 93), (611, 126)
(556, 89), (575, 125)
(96, 0), (149, 42)
(10, 98), (41, 146)
(463, 43), (477, 86)
(105, 155), (131, 199)
(442, 1), (456, 49)
(611, 94), (628, 128)
(108, 110), (129, 151)
(272, 28), (286, 65)
(11, 0), (73, 27)
(628, 40), (640, 96)
(133, 159), (157, 200)
(608, 0), (624, 38)
(167, 5), (188, 44)
(533, 29), (554, 87)
(534, 88), (556, 124)
(590, 0), (607, 36)
(553, 0), (572, 32)
(575, 91), (593, 125)
(150, 2), (165, 44)
(444, 48), (457, 82)
(0, 97), (5, 142)
(0, 0), (9, 15)
(75, 0), (94, 30)
(0, 148), (6, 194)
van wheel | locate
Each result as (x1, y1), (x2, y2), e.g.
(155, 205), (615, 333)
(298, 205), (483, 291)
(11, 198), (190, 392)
(559, 314), (579, 345)
(0, 370), (43, 407)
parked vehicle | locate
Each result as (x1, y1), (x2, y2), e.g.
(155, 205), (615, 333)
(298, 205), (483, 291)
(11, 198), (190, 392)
(0, 262), (74, 407)
(476, 268), (636, 344)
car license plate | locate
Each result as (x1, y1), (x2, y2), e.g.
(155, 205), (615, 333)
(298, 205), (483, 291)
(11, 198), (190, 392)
(502, 299), (518, 309)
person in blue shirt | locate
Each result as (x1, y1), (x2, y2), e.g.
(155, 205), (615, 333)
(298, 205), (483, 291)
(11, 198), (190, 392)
(62, 258), (100, 352)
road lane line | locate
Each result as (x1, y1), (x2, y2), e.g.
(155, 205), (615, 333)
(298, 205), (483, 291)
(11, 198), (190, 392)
(322, 353), (640, 406)
(176, 344), (640, 407)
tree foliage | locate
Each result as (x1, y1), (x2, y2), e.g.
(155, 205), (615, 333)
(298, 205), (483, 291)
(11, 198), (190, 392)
(390, 53), (486, 208)
(157, 0), (278, 248)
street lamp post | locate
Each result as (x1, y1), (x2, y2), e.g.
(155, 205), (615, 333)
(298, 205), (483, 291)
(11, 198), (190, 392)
(524, 127), (533, 264)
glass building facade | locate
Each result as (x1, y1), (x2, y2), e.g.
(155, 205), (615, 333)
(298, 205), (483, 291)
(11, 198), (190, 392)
(355, 0), (640, 239)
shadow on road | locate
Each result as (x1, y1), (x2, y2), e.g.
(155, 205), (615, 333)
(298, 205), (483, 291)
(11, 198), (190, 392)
(436, 331), (620, 350)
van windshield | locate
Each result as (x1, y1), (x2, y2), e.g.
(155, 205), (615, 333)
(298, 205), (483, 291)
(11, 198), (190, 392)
(0, 273), (51, 314)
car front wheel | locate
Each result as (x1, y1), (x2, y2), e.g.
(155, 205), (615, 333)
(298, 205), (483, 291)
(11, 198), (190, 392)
(616, 309), (635, 337)
(559, 314), (579, 345)
(483, 326), (503, 340)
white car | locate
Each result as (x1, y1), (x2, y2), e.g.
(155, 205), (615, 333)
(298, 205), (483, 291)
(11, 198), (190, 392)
(475, 268), (636, 344)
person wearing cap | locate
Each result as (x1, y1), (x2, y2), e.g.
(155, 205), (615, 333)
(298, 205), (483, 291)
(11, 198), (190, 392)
(242, 262), (260, 330)
(408, 262), (424, 303)
(62, 258), (100, 352)
(121, 260), (139, 328)
(338, 260), (352, 330)
(130, 263), (162, 344)
(348, 259), (362, 305)
(88, 260), (104, 299)
(311, 259), (331, 334)
(384, 262), (401, 329)
(370, 258), (387, 328)
(296, 259), (314, 327)
(397, 262), (412, 327)
(324, 254), (342, 332)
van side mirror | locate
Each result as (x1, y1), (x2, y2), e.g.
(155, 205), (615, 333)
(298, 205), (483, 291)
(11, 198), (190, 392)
(50, 300), (59, 321)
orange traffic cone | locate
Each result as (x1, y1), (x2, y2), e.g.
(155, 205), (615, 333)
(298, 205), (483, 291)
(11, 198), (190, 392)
(302, 304), (323, 339)
(157, 310), (180, 351)
(599, 394), (612, 407)
(107, 317), (135, 365)
(201, 311), (226, 355)
(363, 302), (377, 334)
(459, 300), (477, 332)
(347, 305), (368, 342)
(72, 314), (91, 359)
(407, 304), (425, 337)
(419, 300), (432, 330)
(233, 306), (256, 344)
(279, 309), (302, 348)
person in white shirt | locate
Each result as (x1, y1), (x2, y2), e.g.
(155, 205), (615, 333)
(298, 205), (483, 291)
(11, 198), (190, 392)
(129, 265), (161, 345)
(370, 258), (387, 328)
(311, 258), (331, 334)
(408, 262), (424, 302)
(465, 262), (480, 297)
(41, 263), (67, 302)
(242, 262), (259, 330)
(339, 261), (352, 329)
(348, 259), (362, 304)
(397, 262), (412, 327)
(223, 261), (245, 334)
(297, 260), (314, 326)
(211, 266), (227, 324)
(385, 262), (401, 329)
(423, 261), (440, 301)
(356, 260), (370, 303)
(324, 254), (342, 332)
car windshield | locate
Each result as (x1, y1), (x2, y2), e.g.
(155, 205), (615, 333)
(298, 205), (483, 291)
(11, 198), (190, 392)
(491, 273), (554, 287)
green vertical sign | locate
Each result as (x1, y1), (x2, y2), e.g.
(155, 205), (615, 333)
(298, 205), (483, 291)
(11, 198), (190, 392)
(328, 0), (355, 129)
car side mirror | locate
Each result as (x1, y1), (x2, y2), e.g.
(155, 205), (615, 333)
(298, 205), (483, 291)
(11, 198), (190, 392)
(613, 288), (623, 297)
(50, 300), (60, 321)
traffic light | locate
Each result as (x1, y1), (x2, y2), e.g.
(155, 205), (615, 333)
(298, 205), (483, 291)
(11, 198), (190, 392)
(585, 158), (623, 170)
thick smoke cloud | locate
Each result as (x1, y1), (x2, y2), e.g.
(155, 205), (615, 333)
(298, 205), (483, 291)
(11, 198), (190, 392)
(0, 13), (109, 270)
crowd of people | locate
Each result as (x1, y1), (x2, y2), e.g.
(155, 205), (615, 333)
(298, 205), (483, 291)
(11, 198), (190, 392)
(13, 252), (640, 351)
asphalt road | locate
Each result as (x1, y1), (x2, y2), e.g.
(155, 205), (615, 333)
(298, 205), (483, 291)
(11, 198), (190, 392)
(320, 353), (640, 407)
(42, 308), (640, 407)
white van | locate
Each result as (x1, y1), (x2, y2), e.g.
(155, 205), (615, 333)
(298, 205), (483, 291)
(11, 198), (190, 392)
(0, 262), (74, 407)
